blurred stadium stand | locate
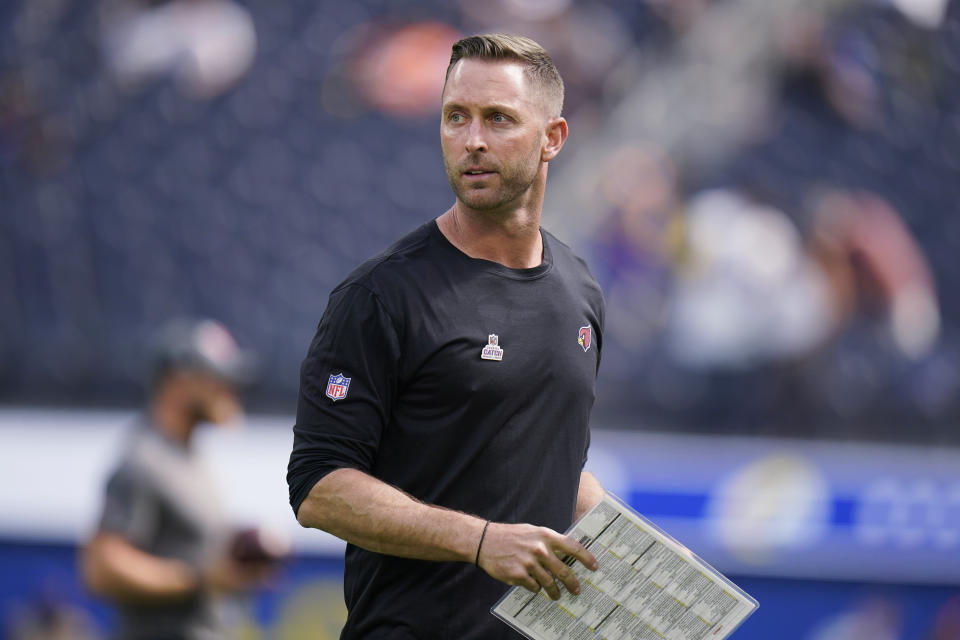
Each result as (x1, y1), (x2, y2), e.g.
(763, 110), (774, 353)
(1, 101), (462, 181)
(2, 0), (960, 638)
(2, 0), (959, 444)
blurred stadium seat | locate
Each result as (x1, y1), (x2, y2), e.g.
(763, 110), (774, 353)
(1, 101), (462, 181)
(2, 0), (958, 443)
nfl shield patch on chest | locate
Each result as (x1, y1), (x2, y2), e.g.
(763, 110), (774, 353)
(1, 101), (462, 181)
(481, 334), (504, 361)
(326, 373), (351, 401)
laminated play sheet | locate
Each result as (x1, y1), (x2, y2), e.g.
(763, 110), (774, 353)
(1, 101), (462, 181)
(492, 494), (758, 640)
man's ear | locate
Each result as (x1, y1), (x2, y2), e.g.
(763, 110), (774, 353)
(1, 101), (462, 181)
(542, 116), (568, 162)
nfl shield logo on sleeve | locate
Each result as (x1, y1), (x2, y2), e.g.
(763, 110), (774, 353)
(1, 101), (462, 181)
(326, 373), (351, 401)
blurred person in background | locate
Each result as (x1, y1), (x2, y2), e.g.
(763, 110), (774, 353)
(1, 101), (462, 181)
(81, 318), (281, 640)
(806, 187), (940, 361)
(288, 34), (605, 639)
(931, 594), (960, 639)
(806, 597), (901, 640)
(99, 0), (257, 99)
(6, 587), (100, 640)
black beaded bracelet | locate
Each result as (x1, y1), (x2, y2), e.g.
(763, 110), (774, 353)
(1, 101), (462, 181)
(475, 520), (491, 567)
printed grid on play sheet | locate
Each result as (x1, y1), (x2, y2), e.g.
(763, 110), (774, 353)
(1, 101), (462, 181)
(492, 494), (758, 640)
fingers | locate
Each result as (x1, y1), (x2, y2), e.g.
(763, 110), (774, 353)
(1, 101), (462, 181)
(539, 551), (578, 598)
(481, 523), (600, 601)
(531, 530), (596, 600)
(527, 561), (562, 599)
(552, 532), (599, 573)
(515, 575), (542, 594)
(538, 533), (593, 598)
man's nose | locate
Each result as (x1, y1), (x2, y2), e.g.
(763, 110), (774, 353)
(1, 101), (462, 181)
(465, 121), (488, 154)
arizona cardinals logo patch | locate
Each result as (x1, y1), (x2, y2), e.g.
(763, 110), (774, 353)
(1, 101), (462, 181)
(578, 325), (592, 352)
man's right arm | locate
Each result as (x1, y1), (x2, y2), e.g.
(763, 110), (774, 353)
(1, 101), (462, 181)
(81, 532), (270, 604)
(296, 467), (598, 600)
(81, 532), (202, 603)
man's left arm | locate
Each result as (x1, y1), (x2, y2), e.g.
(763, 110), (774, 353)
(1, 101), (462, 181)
(575, 470), (605, 520)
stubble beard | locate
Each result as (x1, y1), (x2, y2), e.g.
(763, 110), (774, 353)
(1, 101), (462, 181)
(443, 143), (542, 214)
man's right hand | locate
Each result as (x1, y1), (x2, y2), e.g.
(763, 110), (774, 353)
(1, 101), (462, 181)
(297, 469), (599, 597)
(477, 522), (598, 600)
(203, 553), (277, 594)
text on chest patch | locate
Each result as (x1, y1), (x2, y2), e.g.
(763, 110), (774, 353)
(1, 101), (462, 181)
(481, 334), (504, 361)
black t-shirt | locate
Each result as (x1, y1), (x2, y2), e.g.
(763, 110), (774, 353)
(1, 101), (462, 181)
(288, 220), (604, 639)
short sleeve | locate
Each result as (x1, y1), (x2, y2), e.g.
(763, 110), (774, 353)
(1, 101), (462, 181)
(287, 283), (402, 515)
(581, 428), (591, 469)
(594, 289), (605, 373)
(98, 463), (158, 546)
(586, 289), (603, 465)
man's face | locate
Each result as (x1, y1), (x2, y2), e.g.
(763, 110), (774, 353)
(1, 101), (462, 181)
(186, 372), (242, 426)
(440, 59), (549, 214)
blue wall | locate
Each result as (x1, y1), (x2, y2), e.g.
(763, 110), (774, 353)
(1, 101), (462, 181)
(2, 540), (957, 640)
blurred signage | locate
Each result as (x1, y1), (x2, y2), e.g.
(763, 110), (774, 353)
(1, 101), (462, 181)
(586, 430), (960, 584)
(0, 409), (958, 583)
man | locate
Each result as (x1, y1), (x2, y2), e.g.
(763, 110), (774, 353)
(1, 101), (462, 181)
(82, 319), (274, 640)
(287, 34), (606, 639)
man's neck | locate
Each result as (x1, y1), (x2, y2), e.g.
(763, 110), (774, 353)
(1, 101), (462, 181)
(438, 203), (544, 269)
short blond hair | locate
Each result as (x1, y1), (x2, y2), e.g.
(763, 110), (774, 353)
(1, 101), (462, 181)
(445, 34), (564, 117)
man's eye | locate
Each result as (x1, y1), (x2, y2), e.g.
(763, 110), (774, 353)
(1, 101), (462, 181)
(492, 114), (507, 123)
(449, 113), (464, 123)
